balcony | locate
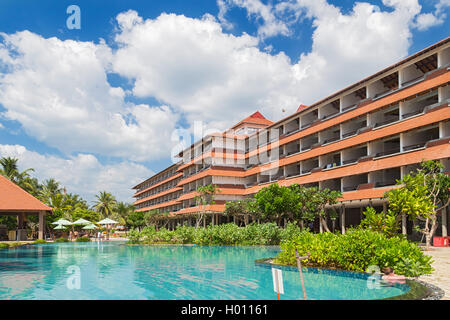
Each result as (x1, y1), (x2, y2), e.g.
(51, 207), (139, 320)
(402, 125), (439, 152)
(285, 163), (301, 178)
(368, 72), (399, 100)
(321, 178), (341, 192)
(371, 167), (401, 188)
(372, 104), (400, 128)
(320, 126), (340, 145)
(321, 152), (341, 170)
(319, 99), (340, 120)
(301, 158), (319, 175)
(342, 173), (368, 192)
(285, 118), (300, 136)
(401, 90), (439, 120)
(301, 133), (319, 152)
(285, 141), (301, 156)
(400, 54), (437, 88)
(301, 110), (318, 130)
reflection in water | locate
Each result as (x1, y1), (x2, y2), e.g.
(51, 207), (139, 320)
(0, 243), (409, 300)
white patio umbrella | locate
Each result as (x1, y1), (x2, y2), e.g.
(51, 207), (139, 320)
(72, 218), (91, 225)
(51, 218), (72, 226)
(82, 224), (97, 230)
(97, 218), (118, 225)
(53, 224), (66, 230)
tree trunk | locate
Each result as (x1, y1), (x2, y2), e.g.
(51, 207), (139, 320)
(426, 215), (439, 249)
(320, 216), (331, 233)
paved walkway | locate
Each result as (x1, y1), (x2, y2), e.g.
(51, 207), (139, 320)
(419, 247), (450, 300)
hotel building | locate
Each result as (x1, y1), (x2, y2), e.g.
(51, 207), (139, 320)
(133, 37), (450, 235)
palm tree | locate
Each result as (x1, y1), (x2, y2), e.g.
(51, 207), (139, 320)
(92, 191), (117, 219)
(113, 202), (134, 225)
(0, 157), (20, 180)
(0, 156), (35, 193)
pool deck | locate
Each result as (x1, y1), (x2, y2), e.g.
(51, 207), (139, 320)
(419, 247), (450, 300)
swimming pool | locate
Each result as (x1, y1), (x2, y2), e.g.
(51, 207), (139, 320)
(0, 242), (410, 300)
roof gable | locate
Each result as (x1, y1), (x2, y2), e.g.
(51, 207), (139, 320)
(0, 175), (52, 212)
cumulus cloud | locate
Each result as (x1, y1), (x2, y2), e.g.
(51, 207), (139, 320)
(0, 144), (152, 202)
(112, 2), (438, 128)
(0, 31), (179, 162)
(414, 0), (449, 30)
(217, 0), (291, 39)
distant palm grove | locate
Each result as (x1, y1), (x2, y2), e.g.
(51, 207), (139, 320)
(0, 157), (135, 234)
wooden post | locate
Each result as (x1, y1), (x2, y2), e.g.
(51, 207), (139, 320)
(295, 250), (310, 300)
(38, 211), (45, 240)
(203, 215), (206, 228)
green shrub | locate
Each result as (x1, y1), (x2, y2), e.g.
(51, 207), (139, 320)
(0, 243), (9, 249)
(33, 239), (47, 244)
(275, 228), (433, 277)
(127, 229), (142, 243)
(75, 237), (91, 242)
(129, 223), (303, 246)
(54, 237), (69, 243)
(173, 225), (196, 244)
(141, 226), (157, 242)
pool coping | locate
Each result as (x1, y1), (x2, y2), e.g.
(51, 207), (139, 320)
(255, 257), (445, 300)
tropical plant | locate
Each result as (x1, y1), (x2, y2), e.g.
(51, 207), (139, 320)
(361, 207), (400, 237)
(276, 228), (433, 277)
(92, 191), (117, 218)
(0, 157), (36, 193)
(224, 198), (259, 225)
(194, 184), (221, 228)
(386, 160), (450, 248)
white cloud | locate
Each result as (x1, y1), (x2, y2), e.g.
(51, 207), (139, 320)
(0, 31), (179, 162)
(414, 12), (444, 30)
(217, 0), (291, 39)
(112, 2), (436, 128)
(0, 1), (447, 163)
(414, 0), (449, 30)
(112, 11), (299, 128)
(0, 144), (152, 202)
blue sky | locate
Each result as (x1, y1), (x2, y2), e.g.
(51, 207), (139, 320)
(0, 0), (448, 203)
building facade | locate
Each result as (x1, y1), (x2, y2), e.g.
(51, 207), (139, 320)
(133, 37), (450, 235)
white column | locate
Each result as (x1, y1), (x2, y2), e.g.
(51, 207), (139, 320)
(341, 205), (346, 234)
(402, 214), (407, 235)
(442, 207), (448, 237)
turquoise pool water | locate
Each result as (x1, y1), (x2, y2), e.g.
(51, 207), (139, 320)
(0, 242), (409, 300)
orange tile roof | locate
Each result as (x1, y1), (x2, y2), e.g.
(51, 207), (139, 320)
(230, 111), (273, 129)
(0, 175), (52, 212)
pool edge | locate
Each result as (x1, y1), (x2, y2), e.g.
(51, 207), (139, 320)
(254, 257), (444, 300)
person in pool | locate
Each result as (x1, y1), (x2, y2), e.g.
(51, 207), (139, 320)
(381, 267), (406, 285)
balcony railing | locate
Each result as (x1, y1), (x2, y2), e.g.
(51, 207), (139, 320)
(402, 142), (426, 152)
(375, 181), (397, 188)
(342, 158), (358, 165)
(374, 116), (399, 128)
(402, 109), (423, 119)
(375, 148), (400, 157)
(321, 111), (339, 120)
(342, 104), (357, 112)
(287, 148), (300, 156)
(322, 135), (340, 144)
